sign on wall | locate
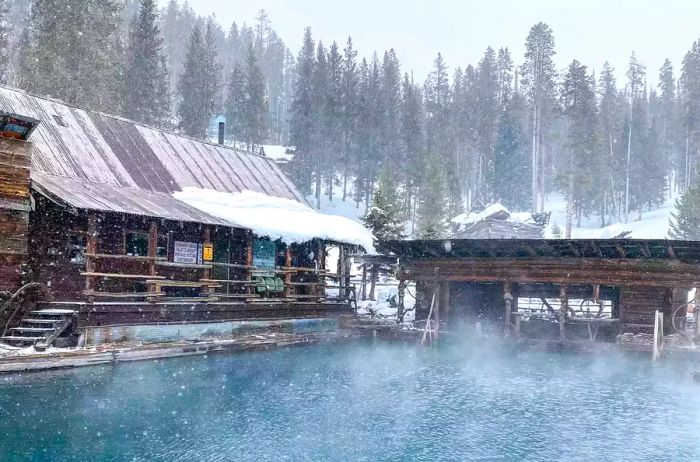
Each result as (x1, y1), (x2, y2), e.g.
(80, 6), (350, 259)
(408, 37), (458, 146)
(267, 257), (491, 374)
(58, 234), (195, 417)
(203, 243), (214, 262)
(253, 239), (276, 269)
(173, 241), (199, 264)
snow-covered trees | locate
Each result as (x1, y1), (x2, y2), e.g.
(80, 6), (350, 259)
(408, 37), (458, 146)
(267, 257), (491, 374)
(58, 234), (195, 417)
(122, 0), (170, 127)
(4, 4), (698, 239)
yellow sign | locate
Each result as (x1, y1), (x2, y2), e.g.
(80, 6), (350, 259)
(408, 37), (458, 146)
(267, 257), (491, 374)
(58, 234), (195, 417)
(203, 243), (214, 262)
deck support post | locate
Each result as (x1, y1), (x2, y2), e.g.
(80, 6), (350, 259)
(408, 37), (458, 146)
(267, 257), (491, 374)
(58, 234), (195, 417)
(361, 263), (367, 301)
(559, 284), (568, 341)
(245, 233), (254, 295)
(397, 278), (406, 324)
(202, 226), (212, 295)
(369, 264), (377, 301)
(504, 282), (513, 337)
(85, 213), (98, 303)
(148, 222), (157, 277)
(284, 246), (292, 298)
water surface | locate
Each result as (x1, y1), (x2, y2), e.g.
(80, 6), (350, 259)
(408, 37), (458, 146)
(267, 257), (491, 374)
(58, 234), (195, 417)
(1, 340), (699, 461)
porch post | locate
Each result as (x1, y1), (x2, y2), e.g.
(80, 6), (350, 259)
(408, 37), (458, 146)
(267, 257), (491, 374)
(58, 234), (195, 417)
(245, 232), (254, 295)
(148, 221), (157, 277)
(503, 282), (513, 337)
(284, 246), (292, 298)
(84, 213), (98, 302)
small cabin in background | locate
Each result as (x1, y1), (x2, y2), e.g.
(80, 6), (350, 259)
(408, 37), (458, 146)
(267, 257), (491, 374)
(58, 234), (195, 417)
(0, 86), (372, 348)
(451, 204), (548, 239)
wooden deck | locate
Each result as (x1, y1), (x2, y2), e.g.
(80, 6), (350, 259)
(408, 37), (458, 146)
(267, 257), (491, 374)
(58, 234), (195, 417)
(43, 300), (354, 327)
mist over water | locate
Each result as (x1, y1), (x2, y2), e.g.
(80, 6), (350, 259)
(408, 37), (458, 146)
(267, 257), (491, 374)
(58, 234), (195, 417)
(1, 339), (699, 461)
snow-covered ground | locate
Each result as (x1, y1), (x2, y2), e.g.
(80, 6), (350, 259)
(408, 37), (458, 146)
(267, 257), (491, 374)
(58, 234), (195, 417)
(544, 194), (676, 239)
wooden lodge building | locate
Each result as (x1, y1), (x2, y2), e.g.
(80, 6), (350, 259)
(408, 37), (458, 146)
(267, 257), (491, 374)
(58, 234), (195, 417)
(388, 239), (700, 343)
(0, 86), (371, 349)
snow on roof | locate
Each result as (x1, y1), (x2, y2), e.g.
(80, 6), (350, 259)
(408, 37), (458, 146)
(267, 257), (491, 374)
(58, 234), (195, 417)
(452, 203), (512, 226)
(174, 187), (376, 253)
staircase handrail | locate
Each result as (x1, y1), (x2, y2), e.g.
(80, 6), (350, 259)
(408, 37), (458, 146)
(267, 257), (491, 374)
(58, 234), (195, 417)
(1, 282), (52, 337)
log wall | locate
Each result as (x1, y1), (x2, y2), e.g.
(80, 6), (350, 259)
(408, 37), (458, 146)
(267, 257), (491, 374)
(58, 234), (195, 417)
(0, 138), (31, 292)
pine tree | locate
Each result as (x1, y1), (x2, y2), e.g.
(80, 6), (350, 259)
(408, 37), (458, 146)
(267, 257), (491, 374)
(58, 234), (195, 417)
(560, 60), (598, 236)
(416, 151), (448, 238)
(122, 0), (171, 127)
(379, 49), (402, 173)
(400, 72), (424, 224)
(176, 22), (221, 139)
(224, 62), (246, 141)
(670, 183), (700, 239)
(495, 47), (513, 108)
(18, 0), (123, 112)
(362, 169), (405, 252)
(598, 62), (625, 224)
(623, 52), (647, 222)
(475, 47), (499, 201)
(324, 41), (343, 201)
(340, 37), (358, 201)
(243, 45), (268, 152)
(493, 95), (530, 210)
(311, 41), (328, 208)
(680, 39), (700, 191)
(521, 22), (557, 212)
(290, 28), (316, 194)
(658, 59), (679, 192)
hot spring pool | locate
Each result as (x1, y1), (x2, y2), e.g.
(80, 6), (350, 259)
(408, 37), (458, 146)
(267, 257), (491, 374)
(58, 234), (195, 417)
(1, 340), (699, 461)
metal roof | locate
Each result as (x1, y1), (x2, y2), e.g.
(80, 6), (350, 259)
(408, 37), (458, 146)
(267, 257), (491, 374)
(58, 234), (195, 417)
(385, 239), (700, 263)
(32, 172), (236, 227)
(0, 86), (307, 218)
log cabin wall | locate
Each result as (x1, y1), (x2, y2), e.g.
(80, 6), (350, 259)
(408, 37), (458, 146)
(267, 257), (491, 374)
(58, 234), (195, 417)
(619, 286), (672, 334)
(0, 138), (31, 292)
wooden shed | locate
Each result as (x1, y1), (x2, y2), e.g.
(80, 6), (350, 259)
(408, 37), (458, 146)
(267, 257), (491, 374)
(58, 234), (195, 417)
(387, 239), (699, 342)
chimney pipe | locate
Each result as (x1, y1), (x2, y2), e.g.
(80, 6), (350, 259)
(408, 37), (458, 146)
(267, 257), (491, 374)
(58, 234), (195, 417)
(218, 122), (225, 145)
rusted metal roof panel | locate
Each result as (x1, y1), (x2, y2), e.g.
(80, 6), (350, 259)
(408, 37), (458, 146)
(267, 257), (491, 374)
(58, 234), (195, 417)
(31, 172), (235, 227)
(0, 85), (306, 207)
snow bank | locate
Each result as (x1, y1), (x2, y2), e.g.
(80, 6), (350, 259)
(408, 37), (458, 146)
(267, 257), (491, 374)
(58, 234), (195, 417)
(174, 187), (376, 253)
(260, 145), (293, 162)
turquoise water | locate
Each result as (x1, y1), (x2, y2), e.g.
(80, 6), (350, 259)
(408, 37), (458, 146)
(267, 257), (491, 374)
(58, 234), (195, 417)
(1, 340), (700, 461)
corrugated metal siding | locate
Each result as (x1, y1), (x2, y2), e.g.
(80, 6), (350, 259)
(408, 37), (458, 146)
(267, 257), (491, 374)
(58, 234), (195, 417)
(0, 86), (307, 209)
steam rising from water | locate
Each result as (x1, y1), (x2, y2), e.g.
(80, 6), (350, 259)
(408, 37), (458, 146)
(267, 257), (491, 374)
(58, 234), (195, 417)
(1, 338), (699, 461)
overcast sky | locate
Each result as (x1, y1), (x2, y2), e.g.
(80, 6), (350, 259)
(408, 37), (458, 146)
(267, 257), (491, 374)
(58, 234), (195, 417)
(179, 0), (700, 85)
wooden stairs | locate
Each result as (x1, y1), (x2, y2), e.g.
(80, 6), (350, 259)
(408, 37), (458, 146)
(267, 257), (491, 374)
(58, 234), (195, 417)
(0, 309), (76, 350)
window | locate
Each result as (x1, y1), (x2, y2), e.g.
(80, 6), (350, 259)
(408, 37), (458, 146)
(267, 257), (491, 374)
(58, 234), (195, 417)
(68, 232), (87, 264)
(124, 231), (168, 258)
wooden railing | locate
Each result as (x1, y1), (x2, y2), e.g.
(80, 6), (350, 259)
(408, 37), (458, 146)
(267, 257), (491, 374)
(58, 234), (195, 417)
(80, 253), (355, 306)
